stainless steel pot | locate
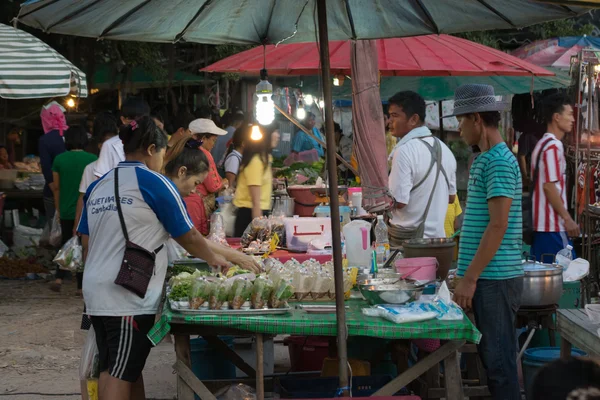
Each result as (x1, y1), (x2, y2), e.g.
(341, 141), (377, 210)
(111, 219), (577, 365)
(521, 260), (564, 307)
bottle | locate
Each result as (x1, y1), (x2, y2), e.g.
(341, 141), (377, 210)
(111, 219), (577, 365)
(556, 245), (574, 270)
(374, 215), (390, 268)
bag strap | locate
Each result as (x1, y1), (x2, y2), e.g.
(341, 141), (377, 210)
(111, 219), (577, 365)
(531, 137), (555, 194)
(416, 138), (444, 236)
(114, 168), (129, 242)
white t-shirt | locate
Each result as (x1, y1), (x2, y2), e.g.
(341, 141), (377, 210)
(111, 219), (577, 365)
(78, 161), (194, 316)
(94, 135), (125, 178)
(224, 150), (242, 175)
(388, 136), (457, 238)
(79, 161), (97, 194)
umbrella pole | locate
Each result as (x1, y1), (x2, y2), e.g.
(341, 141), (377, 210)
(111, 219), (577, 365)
(316, 0), (349, 395)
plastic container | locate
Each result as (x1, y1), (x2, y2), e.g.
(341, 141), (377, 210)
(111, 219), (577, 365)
(287, 186), (319, 216)
(283, 336), (330, 372)
(395, 257), (437, 281)
(284, 217), (332, 252)
(556, 245), (574, 270)
(190, 336), (236, 380)
(343, 220), (372, 268)
(522, 347), (587, 400)
(348, 187), (367, 216)
(314, 205), (352, 228)
(278, 375), (395, 398)
(375, 215), (390, 268)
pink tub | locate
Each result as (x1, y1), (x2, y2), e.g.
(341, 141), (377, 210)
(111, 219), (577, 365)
(395, 257), (437, 281)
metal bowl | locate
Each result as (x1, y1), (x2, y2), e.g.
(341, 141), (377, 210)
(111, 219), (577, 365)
(357, 278), (399, 286)
(359, 284), (424, 305)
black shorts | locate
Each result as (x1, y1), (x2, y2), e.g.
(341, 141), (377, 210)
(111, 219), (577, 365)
(90, 315), (155, 383)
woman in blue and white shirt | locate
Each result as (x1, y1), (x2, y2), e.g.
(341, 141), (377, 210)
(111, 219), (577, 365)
(78, 117), (257, 400)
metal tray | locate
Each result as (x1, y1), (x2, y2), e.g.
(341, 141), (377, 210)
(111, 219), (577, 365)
(170, 301), (291, 316)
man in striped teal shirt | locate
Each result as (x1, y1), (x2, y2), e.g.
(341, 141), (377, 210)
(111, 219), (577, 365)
(452, 85), (523, 400)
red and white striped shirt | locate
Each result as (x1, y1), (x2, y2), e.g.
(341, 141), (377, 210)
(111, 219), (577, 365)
(531, 133), (567, 232)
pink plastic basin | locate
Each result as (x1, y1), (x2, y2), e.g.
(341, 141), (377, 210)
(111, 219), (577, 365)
(395, 257), (437, 281)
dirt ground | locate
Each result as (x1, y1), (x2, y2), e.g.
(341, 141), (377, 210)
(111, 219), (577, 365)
(0, 279), (291, 400)
(0, 279), (184, 399)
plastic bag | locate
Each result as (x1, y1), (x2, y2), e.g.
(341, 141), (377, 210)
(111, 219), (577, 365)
(53, 236), (83, 271)
(79, 326), (99, 380)
(12, 224), (43, 252)
(373, 304), (438, 324)
(0, 239), (9, 257)
(215, 383), (256, 400)
(251, 275), (274, 309)
(189, 278), (210, 309)
(166, 238), (188, 265)
(228, 277), (253, 309)
(268, 279), (294, 308)
(208, 279), (229, 310)
(241, 217), (271, 247)
(49, 214), (62, 247)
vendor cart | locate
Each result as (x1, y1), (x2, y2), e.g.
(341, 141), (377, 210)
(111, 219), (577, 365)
(148, 300), (481, 400)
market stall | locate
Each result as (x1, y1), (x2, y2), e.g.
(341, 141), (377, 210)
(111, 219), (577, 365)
(149, 299), (481, 400)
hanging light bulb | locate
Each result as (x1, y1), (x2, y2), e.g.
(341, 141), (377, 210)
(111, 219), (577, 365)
(251, 125), (263, 141)
(66, 98), (75, 108)
(333, 77), (340, 86)
(255, 68), (274, 125)
(296, 106), (306, 120)
(319, 99), (325, 109)
(304, 94), (314, 105)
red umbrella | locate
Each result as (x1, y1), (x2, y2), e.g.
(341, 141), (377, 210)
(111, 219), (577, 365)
(202, 34), (553, 77)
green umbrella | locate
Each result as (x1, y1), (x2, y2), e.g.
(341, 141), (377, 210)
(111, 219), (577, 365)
(15, 1), (594, 395)
(0, 23), (87, 99)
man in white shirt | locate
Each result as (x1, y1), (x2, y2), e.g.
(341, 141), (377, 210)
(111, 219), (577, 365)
(94, 98), (150, 178)
(387, 91), (457, 242)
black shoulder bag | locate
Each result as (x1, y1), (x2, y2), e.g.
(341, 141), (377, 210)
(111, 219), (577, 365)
(113, 168), (164, 298)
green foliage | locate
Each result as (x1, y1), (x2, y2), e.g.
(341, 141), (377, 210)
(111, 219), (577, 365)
(455, 31), (501, 49)
(99, 41), (167, 81)
(214, 44), (254, 81)
(449, 139), (473, 162)
(529, 19), (594, 40)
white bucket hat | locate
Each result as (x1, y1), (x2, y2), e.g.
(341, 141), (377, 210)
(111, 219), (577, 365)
(188, 118), (227, 136)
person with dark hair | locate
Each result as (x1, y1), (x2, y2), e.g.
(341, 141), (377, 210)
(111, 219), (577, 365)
(163, 135), (261, 271)
(214, 111), (245, 170)
(50, 125), (97, 293)
(530, 93), (579, 262)
(184, 119), (228, 235)
(291, 111), (324, 157)
(77, 116), (235, 400)
(233, 125), (280, 237)
(74, 112), (120, 238)
(451, 84), (523, 400)
(0, 146), (13, 169)
(387, 90), (457, 243)
(532, 357), (600, 400)
(169, 110), (196, 147)
(223, 125), (246, 188)
(94, 97), (150, 178)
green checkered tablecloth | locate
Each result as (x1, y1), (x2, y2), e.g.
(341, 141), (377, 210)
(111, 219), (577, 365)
(148, 300), (481, 346)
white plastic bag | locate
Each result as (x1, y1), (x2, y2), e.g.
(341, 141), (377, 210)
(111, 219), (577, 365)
(53, 236), (83, 271)
(13, 225), (43, 250)
(166, 238), (188, 265)
(79, 327), (99, 380)
(49, 214), (62, 247)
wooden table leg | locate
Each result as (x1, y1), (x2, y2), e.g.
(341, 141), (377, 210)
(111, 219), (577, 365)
(560, 337), (573, 359)
(256, 333), (265, 400)
(174, 334), (195, 400)
(443, 349), (464, 400)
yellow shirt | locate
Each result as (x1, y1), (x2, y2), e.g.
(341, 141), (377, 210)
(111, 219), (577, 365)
(444, 196), (462, 237)
(233, 154), (273, 210)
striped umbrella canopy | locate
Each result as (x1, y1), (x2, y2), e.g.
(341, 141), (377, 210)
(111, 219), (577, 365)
(0, 23), (87, 99)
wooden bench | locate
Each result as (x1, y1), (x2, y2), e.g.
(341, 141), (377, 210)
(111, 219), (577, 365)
(556, 309), (600, 358)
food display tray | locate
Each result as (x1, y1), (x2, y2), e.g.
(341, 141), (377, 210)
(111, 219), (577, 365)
(169, 300), (291, 316)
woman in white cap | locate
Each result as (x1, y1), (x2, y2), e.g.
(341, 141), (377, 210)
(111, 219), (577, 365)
(184, 118), (228, 235)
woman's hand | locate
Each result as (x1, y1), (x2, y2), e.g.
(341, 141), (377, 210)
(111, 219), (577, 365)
(205, 252), (232, 271)
(229, 251), (262, 273)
